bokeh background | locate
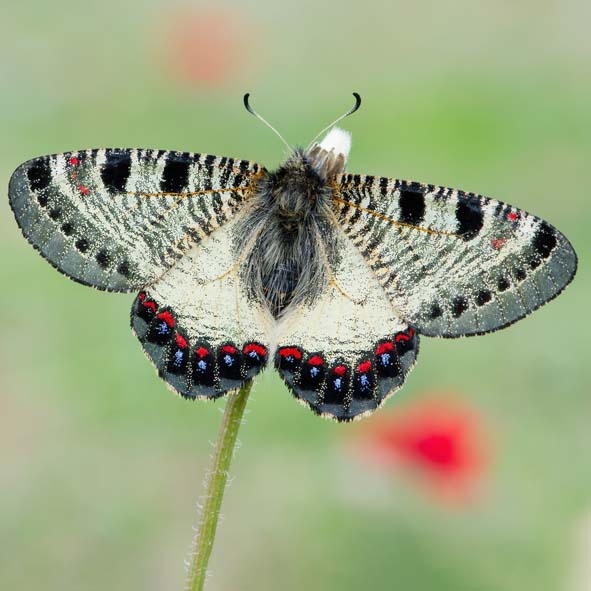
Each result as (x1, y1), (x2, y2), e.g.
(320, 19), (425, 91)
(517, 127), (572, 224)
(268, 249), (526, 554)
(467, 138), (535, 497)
(1, 1), (589, 590)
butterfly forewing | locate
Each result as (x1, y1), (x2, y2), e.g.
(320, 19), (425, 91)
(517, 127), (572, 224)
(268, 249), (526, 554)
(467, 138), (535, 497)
(9, 149), (263, 292)
(335, 175), (577, 337)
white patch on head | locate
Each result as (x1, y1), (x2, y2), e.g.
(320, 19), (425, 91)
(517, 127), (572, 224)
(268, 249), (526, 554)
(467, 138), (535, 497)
(318, 127), (352, 160)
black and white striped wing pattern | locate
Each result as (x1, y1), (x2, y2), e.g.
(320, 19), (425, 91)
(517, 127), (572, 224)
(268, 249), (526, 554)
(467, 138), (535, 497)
(274, 231), (419, 421)
(9, 149), (263, 291)
(131, 216), (273, 399)
(334, 175), (577, 337)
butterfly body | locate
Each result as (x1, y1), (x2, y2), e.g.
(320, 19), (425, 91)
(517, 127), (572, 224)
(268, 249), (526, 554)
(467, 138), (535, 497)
(238, 142), (345, 317)
(8, 124), (577, 421)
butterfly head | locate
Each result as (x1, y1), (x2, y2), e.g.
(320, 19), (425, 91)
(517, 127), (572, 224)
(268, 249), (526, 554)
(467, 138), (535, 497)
(305, 126), (351, 179)
(264, 127), (350, 222)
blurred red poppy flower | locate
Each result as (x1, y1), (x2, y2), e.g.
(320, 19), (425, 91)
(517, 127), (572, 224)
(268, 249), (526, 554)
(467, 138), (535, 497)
(157, 6), (253, 88)
(353, 395), (491, 505)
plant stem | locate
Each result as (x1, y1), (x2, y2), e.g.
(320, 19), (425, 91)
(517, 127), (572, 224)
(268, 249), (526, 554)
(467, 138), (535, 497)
(184, 380), (253, 591)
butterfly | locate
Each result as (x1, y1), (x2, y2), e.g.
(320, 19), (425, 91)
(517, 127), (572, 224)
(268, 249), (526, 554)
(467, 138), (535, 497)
(8, 94), (577, 421)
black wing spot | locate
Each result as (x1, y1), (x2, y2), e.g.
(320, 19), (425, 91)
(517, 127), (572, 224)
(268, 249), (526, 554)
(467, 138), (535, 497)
(61, 222), (74, 236)
(27, 158), (52, 192)
(101, 151), (131, 194)
(147, 311), (175, 345)
(530, 258), (542, 270)
(455, 197), (484, 241)
(95, 250), (110, 268)
(429, 303), (443, 319)
(324, 375), (348, 405)
(161, 153), (191, 193)
(217, 344), (243, 380)
(219, 157), (234, 186)
(476, 290), (492, 306)
(48, 207), (61, 220)
(497, 277), (510, 291)
(202, 155), (216, 190)
(514, 267), (527, 282)
(75, 238), (89, 253)
(299, 355), (326, 391)
(452, 296), (469, 318)
(117, 260), (132, 278)
(167, 344), (189, 375)
(533, 221), (557, 260)
(232, 173), (244, 188)
(398, 188), (425, 225)
(353, 361), (375, 401)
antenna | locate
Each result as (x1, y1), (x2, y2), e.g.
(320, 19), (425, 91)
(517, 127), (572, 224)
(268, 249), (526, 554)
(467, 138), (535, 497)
(243, 93), (292, 151)
(307, 92), (362, 149)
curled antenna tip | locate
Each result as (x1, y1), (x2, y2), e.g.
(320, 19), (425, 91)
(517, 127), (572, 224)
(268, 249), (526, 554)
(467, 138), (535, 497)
(349, 92), (362, 116)
(305, 92), (363, 150)
(242, 93), (291, 150)
(243, 93), (255, 115)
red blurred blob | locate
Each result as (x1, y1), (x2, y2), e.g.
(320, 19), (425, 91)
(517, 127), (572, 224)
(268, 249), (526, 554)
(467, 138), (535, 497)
(354, 395), (491, 505)
(159, 6), (252, 88)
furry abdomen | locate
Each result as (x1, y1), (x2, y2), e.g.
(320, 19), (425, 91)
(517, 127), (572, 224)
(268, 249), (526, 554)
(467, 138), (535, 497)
(236, 153), (337, 317)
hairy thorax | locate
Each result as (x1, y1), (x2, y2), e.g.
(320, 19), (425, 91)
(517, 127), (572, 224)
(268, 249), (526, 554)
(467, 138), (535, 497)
(237, 148), (343, 318)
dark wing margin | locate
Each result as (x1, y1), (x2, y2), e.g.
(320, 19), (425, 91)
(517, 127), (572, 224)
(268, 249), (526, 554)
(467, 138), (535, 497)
(8, 149), (265, 292)
(333, 174), (577, 337)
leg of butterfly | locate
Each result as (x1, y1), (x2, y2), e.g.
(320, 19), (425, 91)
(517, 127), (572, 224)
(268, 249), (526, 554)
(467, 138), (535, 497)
(131, 217), (274, 400)
(273, 231), (419, 421)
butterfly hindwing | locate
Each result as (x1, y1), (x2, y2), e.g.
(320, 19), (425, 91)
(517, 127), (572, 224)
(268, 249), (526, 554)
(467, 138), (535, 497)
(9, 149), (263, 292)
(274, 231), (419, 421)
(131, 216), (273, 399)
(335, 175), (577, 337)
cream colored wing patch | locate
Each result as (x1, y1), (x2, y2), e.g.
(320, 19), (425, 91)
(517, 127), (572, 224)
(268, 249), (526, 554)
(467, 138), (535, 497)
(274, 230), (419, 421)
(131, 216), (273, 399)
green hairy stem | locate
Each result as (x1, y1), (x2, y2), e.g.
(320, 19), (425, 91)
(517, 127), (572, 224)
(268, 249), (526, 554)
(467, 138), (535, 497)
(184, 380), (253, 591)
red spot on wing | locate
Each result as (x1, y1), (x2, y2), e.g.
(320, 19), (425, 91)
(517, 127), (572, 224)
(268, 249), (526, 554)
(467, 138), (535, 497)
(357, 360), (372, 373)
(307, 355), (324, 366)
(143, 300), (157, 313)
(157, 311), (175, 327)
(243, 343), (267, 357)
(195, 347), (210, 358)
(507, 212), (518, 221)
(278, 347), (302, 360)
(78, 184), (90, 196)
(333, 365), (347, 377)
(139, 292), (146, 302)
(491, 237), (506, 250)
(69, 156), (79, 166)
(395, 328), (414, 343)
(175, 333), (188, 349)
(221, 344), (237, 355)
(376, 342), (394, 356)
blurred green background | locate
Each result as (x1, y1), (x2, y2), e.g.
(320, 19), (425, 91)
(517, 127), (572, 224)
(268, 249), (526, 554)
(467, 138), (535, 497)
(1, 1), (589, 590)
